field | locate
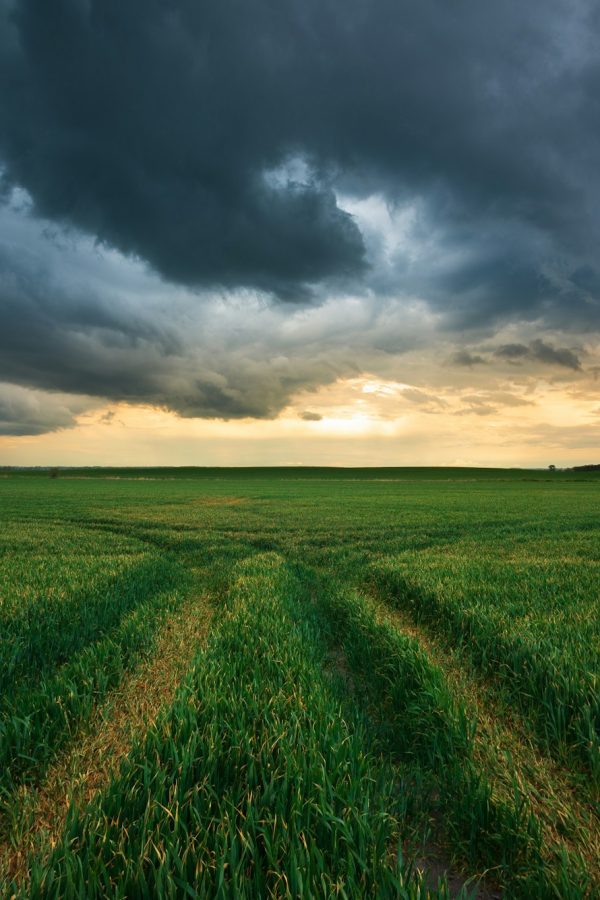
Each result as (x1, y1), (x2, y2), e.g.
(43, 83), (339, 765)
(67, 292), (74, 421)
(0, 467), (598, 898)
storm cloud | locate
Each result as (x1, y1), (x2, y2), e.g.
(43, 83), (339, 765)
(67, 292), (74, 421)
(0, 204), (388, 419)
(495, 340), (582, 370)
(0, 0), (599, 433)
(0, 382), (94, 435)
(450, 351), (487, 368)
(2, 0), (600, 306)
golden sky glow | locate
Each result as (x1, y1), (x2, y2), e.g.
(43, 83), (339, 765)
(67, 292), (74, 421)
(2, 370), (598, 468)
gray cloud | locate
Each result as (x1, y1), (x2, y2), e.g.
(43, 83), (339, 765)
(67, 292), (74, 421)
(528, 339), (582, 371)
(495, 340), (581, 370)
(0, 383), (95, 435)
(0, 0), (599, 436)
(0, 206), (369, 424)
(300, 411), (322, 421)
(0, 0), (599, 320)
(450, 350), (487, 368)
(495, 344), (531, 361)
(0, 199), (595, 435)
(0, 0), (370, 299)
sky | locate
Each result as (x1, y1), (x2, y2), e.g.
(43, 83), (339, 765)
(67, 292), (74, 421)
(0, 0), (599, 467)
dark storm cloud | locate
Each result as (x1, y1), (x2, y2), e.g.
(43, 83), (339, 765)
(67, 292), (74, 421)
(0, 382), (93, 434)
(0, 0), (600, 316)
(0, 0), (368, 298)
(0, 200), (592, 434)
(529, 340), (582, 371)
(0, 233), (183, 402)
(495, 344), (531, 361)
(495, 340), (581, 370)
(450, 351), (487, 368)
(0, 0), (599, 434)
(0, 215), (365, 422)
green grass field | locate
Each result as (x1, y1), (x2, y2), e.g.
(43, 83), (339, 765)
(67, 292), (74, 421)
(0, 468), (598, 897)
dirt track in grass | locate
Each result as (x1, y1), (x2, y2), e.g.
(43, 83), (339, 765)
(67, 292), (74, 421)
(370, 592), (600, 884)
(0, 590), (213, 889)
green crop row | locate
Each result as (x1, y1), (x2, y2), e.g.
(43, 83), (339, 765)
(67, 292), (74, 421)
(23, 554), (449, 899)
(0, 554), (183, 698)
(372, 555), (600, 780)
(0, 518), (179, 688)
(309, 581), (590, 898)
(0, 575), (187, 803)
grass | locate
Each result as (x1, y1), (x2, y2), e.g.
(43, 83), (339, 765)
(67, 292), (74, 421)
(1, 589), (213, 887)
(0, 467), (598, 896)
(22, 555), (444, 899)
(371, 544), (600, 779)
(310, 581), (591, 895)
